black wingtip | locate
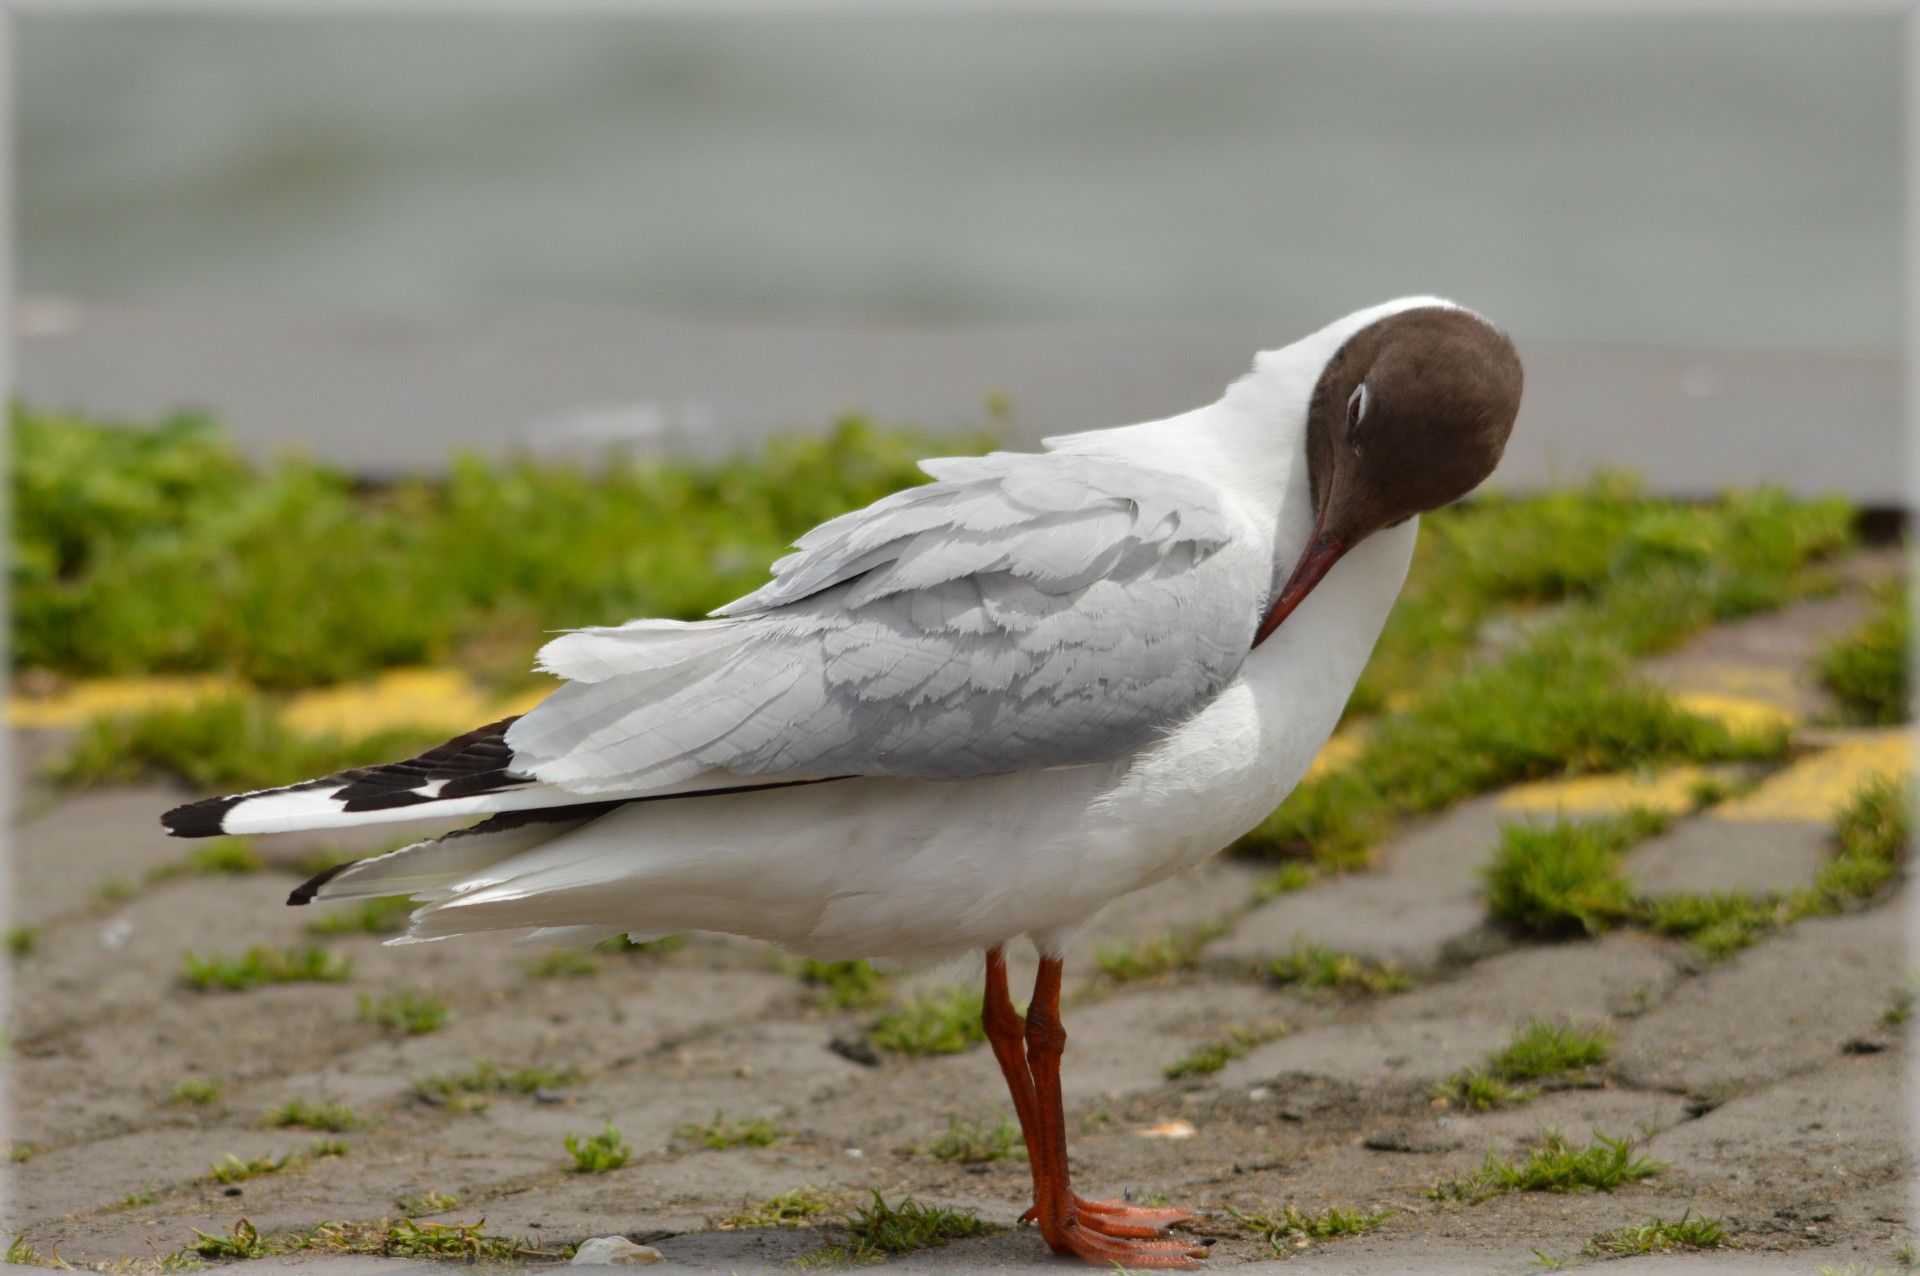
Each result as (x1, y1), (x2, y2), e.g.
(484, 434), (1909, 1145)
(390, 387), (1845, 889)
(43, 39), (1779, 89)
(287, 859), (356, 907)
(161, 793), (246, 839)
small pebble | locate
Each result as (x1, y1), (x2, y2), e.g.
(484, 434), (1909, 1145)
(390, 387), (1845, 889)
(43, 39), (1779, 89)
(1139, 1119), (1196, 1140)
(571, 1237), (663, 1265)
(99, 918), (133, 951)
(845, 1148), (864, 1158)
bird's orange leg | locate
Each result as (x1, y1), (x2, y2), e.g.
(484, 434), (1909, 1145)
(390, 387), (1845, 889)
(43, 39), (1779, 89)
(983, 950), (1210, 1267)
(982, 950), (1196, 1242)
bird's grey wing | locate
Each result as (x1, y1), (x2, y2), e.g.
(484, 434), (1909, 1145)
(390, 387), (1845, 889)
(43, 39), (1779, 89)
(505, 450), (1262, 793)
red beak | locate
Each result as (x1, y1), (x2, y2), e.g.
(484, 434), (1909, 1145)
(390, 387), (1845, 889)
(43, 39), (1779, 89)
(1252, 523), (1348, 648)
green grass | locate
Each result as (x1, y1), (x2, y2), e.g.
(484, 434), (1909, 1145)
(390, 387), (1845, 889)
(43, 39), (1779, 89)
(1816, 578), (1909, 725)
(1483, 809), (1670, 938)
(13, 404), (978, 690)
(358, 987), (451, 1034)
(1095, 921), (1228, 982)
(1252, 861), (1318, 902)
(1585, 1210), (1726, 1255)
(924, 1115), (1026, 1163)
(206, 1152), (288, 1185)
(49, 692), (449, 794)
(564, 1122), (631, 1173)
(1267, 941), (1410, 996)
(1227, 1203), (1394, 1250)
(593, 932), (686, 957)
(169, 1077), (223, 1106)
(718, 1187), (835, 1230)
(6, 927), (37, 959)
(1433, 1019), (1612, 1110)
(1431, 1130), (1665, 1202)
(677, 1111), (783, 1150)
(869, 987), (986, 1056)
(1164, 1022), (1288, 1078)
(305, 896), (413, 937)
(398, 1190), (461, 1217)
(1487, 1018), (1612, 1079)
(1638, 890), (1784, 959)
(262, 1098), (361, 1132)
(181, 945), (352, 992)
(796, 958), (890, 1010)
(834, 1192), (987, 1259)
(1640, 774), (1909, 958)
(1237, 477), (1842, 868)
(146, 838), (265, 880)
(412, 1058), (585, 1113)
(519, 948), (600, 979)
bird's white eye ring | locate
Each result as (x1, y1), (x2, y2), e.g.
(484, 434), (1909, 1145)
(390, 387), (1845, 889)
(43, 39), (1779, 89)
(1346, 383), (1369, 449)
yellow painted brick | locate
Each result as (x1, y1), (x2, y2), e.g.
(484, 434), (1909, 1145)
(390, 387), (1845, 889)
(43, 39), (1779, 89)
(281, 668), (494, 737)
(1304, 731), (1364, 781)
(8, 675), (239, 729)
(1497, 766), (1710, 817)
(1712, 729), (1913, 823)
(1672, 692), (1799, 736)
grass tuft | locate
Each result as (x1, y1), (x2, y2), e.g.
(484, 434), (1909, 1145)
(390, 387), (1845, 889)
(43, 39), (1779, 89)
(169, 1077), (223, 1106)
(519, 948), (600, 979)
(398, 1191), (461, 1217)
(1252, 861), (1318, 902)
(1227, 1202), (1394, 1251)
(1816, 578), (1909, 725)
(412, 1059), (584, 1113)
(182, 945), (352, 992)
(1434, 1019), (1611, 1110)
(206, 1153), (286, 1185)
(677, 1111), (783, 1150)
(1268, 941), (1409, 996)
(1164, 1022), (1288, 1079)
(1585, 1210), (1726, 1255)
(719, 1187), (835, 1230)
(842, 1192), (987, 1256)
(924, 1115), (1026, 1163)
(1431, 1129), (1664, 1202)
(306, 896), (413, 937)
(869, 987), (986, 1056)
(359, 987), (452, 1035)
(1483, 810), (1669, 938)
(1095, 921), (1228, 982)
(5, 927), (37, 959)
(262, 1098), (361, 1132)
(796, 959), (890, 1010)
(564, 1122), (631, 1173)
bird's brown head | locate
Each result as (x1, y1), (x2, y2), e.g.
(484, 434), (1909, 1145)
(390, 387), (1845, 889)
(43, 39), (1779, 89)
(1255, 305), (1522, 646)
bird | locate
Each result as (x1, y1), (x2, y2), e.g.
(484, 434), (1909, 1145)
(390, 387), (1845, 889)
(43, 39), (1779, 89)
(162, 296), (1521, 1268)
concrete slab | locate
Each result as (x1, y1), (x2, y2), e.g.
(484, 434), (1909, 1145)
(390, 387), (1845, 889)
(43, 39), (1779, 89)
(1612, 897), (1908, 1100)
(1627, 818), (1833, 898)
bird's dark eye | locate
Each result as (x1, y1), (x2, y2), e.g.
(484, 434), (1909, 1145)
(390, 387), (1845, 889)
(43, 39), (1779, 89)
(1346, 383), (1369, 451)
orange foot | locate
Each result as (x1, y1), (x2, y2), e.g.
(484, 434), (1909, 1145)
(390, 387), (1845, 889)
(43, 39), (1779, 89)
(1048, 1209), (1212, 1269)
(1023, 1195), (1199, 1239)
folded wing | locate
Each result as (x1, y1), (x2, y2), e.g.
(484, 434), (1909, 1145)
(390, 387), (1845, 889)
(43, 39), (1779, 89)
(509, 450), (1260, 792)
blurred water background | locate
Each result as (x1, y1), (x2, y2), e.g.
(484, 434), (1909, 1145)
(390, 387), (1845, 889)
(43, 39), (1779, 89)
(19, 10), (1903, 353)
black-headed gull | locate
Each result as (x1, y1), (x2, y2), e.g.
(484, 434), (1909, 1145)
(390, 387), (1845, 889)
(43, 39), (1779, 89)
(165, 296), (1521, 1268)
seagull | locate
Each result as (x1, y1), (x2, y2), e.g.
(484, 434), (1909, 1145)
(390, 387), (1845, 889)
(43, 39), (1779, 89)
(163, 296), (1521, 1268)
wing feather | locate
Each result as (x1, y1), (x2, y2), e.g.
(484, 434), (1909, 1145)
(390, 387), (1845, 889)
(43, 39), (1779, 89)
(506, 450), (1261, 791)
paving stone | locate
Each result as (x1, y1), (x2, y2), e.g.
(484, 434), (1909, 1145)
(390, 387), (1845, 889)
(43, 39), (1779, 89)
(1391, 930), (1682, 1023)
(1206, 799), (1507, 972)
(1626, 818), (1832, 898)
(1613, 897), (1907, 1099)
(1648, 1049), (1908, 1194)
(1637, 586), (1875, 721)
(1218, 1015), (1510, 1090)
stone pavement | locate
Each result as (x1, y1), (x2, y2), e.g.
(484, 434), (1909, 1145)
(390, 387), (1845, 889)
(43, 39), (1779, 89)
(3, 552), (1911, 1273)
